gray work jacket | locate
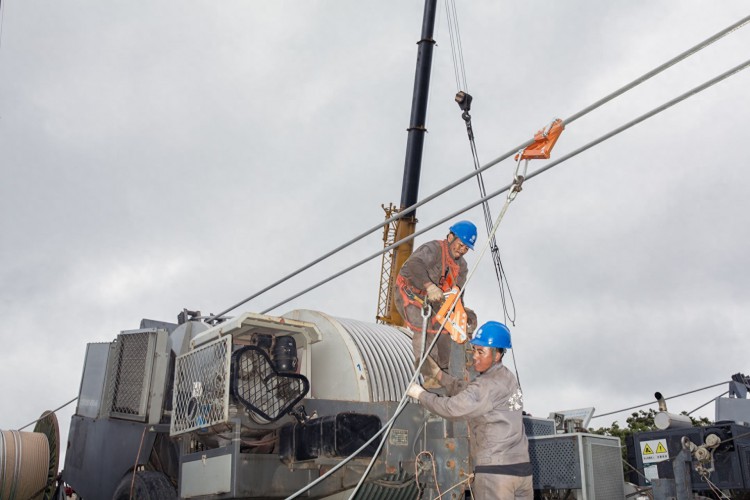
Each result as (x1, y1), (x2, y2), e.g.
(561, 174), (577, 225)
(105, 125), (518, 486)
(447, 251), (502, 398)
(394, 240), (469, 333)
(417, 362), (530, 467)
(398, 240), (468, 294)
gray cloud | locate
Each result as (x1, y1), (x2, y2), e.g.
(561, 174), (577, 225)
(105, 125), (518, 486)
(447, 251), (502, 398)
(1, 1), (748, 465)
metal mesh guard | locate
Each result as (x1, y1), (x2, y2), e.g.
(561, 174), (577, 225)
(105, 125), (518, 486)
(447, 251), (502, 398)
(231, 346), (309, 423)
(171, 336), (231, 436)
(103, 331), (154, 420)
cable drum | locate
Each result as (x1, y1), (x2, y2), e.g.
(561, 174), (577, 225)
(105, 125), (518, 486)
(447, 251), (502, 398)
(0, 429), (50, 500)
(281, 310), (415, 402)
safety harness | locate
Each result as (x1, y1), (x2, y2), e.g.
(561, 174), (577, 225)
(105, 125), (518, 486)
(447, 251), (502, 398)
(397, 239), (467, 339)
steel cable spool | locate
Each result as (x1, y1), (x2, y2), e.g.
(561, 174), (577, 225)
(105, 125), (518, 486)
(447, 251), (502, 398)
(0, 429), (49, 500)
(33, 411), (60, 500)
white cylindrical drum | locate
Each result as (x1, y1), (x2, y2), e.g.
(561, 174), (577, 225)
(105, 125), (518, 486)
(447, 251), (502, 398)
(654, 411), (693, 430)
(282, 309), (415, 403)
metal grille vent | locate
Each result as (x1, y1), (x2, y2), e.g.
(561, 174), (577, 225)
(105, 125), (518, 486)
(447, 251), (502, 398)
(523, 416), (556, 437)
(103, 331), (157, 421)
(230, 346), (309, 423)
(171, 336), (231, 436)
(529, 437), (581, 489)
(590, 441), (624, 498)
(355, 471), (418, 500)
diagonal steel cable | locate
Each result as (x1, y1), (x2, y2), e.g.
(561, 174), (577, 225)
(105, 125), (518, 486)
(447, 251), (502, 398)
(260, 58), (750, 315)
(591, 380), (730, 420)
(285, 55), (750, 497)
(209, 14), (750, 320)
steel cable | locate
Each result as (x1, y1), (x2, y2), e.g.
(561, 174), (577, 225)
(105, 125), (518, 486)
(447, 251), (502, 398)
(348, 171), (523, 499)
(287, 48), (747, 500)
(591, 380), (730, 420)
(17, 397), (77, 431)
(261, 58), (750, 315)
(209, 14), (750, 321)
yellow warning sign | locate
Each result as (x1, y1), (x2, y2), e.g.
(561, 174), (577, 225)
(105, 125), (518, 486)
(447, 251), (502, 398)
(641, 439), (670, 463)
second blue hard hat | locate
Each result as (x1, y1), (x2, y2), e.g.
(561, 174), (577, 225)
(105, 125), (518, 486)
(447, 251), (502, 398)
(449, 220), (477, 250)
(470, 321), (512, 349)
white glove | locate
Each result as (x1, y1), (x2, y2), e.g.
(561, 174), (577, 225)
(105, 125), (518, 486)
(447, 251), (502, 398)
(406, 382), (425, 400)
(425, 283), (443, 303)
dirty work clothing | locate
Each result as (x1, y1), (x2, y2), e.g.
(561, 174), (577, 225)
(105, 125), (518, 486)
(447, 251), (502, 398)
(393, 239), (468, 371)
(417, 362), (532, 498)
(472, 473), (533, 500)
(411, 329), (454, 372)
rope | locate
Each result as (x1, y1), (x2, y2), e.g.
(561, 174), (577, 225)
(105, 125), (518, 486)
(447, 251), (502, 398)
(287, 298), (462, 498)
(208, 13), (750, 321)
(703, 475), (730, 499)
(591, 380), (730, 419)
(283, 389), (412, 499)
(415, 450), (442, 499)
(288, 160), (524, 500)
(256, 22), (747, 500)
(432, 473), (473, 500)
(262, 58), (750, 316)
(347, 169), (524, 499)
(304, 64), (750, 495)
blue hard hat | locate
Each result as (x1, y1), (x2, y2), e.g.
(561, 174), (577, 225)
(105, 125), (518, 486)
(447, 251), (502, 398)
(449, 220), (477, 250)
(470, 321), (512, 349)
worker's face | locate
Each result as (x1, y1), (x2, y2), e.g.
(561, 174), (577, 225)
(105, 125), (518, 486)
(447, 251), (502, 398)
(472, 346), (501, 373)
(447, 234), (470, 260)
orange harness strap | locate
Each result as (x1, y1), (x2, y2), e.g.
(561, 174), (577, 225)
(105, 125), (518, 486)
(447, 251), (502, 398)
(437, 239), (461, 292)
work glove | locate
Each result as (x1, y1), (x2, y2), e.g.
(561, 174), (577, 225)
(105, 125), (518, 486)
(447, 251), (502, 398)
(406, 382), (425, 400)
(425, 283), (443, 303)
(465, 307), (478, 335)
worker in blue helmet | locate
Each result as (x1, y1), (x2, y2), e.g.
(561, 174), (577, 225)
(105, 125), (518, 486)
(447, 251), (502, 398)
(407, 321), (533, 499)
(394, 221), (478, 385)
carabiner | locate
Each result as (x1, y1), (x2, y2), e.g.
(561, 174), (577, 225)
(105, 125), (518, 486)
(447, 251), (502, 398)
(421, 302), (432, 319)
(508, 154), (529, 201)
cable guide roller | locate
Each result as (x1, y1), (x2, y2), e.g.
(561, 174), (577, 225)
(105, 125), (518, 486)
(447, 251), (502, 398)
(515, 118), (565, 160)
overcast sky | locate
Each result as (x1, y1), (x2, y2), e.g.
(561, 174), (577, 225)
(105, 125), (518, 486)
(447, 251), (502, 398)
(1, 0), (749, 465)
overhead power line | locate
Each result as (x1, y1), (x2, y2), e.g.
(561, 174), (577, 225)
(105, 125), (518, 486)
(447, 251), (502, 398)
(259, 58), (750, 315)
(591, 381), (730, 420)
(564, 13), (750, 125)
(211, 14), (750, 320)
(276, 16), (750, 497)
